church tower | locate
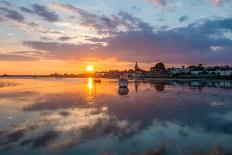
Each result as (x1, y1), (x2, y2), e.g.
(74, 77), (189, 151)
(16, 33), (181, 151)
(135, 62), (139, 72)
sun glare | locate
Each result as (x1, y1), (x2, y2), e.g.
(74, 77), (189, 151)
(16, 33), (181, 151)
(86, 65), (94, 72)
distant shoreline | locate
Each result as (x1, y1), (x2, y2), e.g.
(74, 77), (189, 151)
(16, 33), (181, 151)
(0, 75), (232, 81)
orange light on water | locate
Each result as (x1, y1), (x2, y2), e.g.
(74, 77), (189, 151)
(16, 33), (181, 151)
(88, 78), (93, 90)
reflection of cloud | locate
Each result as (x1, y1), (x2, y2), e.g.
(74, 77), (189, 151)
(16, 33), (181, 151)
(48, 139), (76, 150)
(145, 0), (167, 6)
(0, 82), (18, 87)
(32, 130), (59, 148)
(23, 93), (85, 111)
(211, 0), (231, 6)
(6, 129), (26, 142)
(1, 79), (232, 154)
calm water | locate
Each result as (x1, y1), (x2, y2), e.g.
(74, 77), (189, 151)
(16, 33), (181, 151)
(0, 78), (232, 155)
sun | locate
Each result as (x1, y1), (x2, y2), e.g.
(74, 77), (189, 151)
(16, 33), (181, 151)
(86, 65), (94, 72)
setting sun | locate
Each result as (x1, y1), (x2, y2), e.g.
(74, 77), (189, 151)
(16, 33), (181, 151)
(86, 65), (95, 72)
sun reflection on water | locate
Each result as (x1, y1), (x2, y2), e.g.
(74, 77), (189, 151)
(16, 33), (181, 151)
(87, 78), (94, 104)
(88, 78), (93, 90)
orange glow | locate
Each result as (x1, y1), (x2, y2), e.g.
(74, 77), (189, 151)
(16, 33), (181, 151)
(87, 78), (93, 90)
(86, 65), (94, 72)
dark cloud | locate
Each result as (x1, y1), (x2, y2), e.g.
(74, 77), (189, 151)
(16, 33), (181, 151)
(0, 7), (24, 23)
(58, 36), (73, 41)
(20, 4), (59, 22)
(20, 6), (33, 13)
(23, 16), (232, 65)
(31, 4), (59, 22)
(0, 6), (40, 27)
(28, 21), (39, 27)
(40, 36), (53, 41)
(179, 15), (188, 22)
(23, 41), (102, 59)
(0, 1), (12, 7)
(51, 3), (152, 34)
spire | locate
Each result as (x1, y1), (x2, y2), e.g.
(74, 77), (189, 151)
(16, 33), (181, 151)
(135, 62), (139, 71)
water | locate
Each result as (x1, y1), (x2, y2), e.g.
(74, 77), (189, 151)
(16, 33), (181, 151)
(0, 78), (232, 155)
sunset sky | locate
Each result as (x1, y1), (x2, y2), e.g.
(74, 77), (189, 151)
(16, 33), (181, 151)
(0, 0), (231, 74)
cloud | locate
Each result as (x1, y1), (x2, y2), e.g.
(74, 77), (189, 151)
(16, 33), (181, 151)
(0, 7), (25, 23)
(50, 3), (152, 34)
(179, 15), (188, 22)
(31, 4), (59, 22)
(145, 0), (167, 6)
(0, 54), (40, 61)
(17, 3), (231, 65)
(0, 1), (12, 7)
(20, 6), (33, 13)
(23, 41), (102, 59)
(211, 0), (232, 6)
(20, 4), (59, 22)
(103, 18), (232, 64)
(50, 2), (83, 14)
(58, 36), (73, 41)
(211, 0), (224, 6)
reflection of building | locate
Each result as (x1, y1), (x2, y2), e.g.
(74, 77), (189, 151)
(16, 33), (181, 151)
(135, 81), (138, 92)
(150, 81), (166, 91)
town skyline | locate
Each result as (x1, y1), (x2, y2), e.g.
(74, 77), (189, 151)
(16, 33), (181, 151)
(1, 62), (232, 77)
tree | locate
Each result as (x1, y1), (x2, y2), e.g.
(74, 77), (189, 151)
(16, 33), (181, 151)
(150, 62), (166, 73)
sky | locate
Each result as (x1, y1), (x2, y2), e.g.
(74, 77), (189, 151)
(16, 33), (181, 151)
(0, 0), (231, 74)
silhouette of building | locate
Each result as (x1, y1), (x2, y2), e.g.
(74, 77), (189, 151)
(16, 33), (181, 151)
(133, 62), (147, 78)
(135, 62), (140, 72)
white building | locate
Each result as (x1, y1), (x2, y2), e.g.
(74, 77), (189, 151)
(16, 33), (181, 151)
(219, 70), (232, 76)
(96, 72), (106, 76)
(190, 70), (203, 75)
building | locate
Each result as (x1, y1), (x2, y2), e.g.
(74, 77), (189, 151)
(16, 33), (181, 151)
(133, 62), (147, 78)
(219, 70), (232, 76)
(135, 62), (140, 72)
(168, 67), (190, 75)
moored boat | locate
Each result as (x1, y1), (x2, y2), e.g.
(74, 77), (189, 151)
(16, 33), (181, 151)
(118, 76), (129, 87)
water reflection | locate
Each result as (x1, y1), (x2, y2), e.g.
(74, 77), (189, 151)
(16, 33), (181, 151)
(87, 78), (94, 104)
(0, 78), (232, 155)
(118, 87), (129, 95)
(150, 80), (168, 91)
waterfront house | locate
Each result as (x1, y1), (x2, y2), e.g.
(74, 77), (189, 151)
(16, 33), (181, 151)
(206, 67), (220, 75)
(219, 66), (232, 76)
(168, 67), (190, 75)
(188, 64), (205, 75)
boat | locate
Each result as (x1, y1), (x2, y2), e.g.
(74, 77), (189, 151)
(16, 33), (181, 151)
(94, 78), (101, 83)
(118, 76), (129, 87)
